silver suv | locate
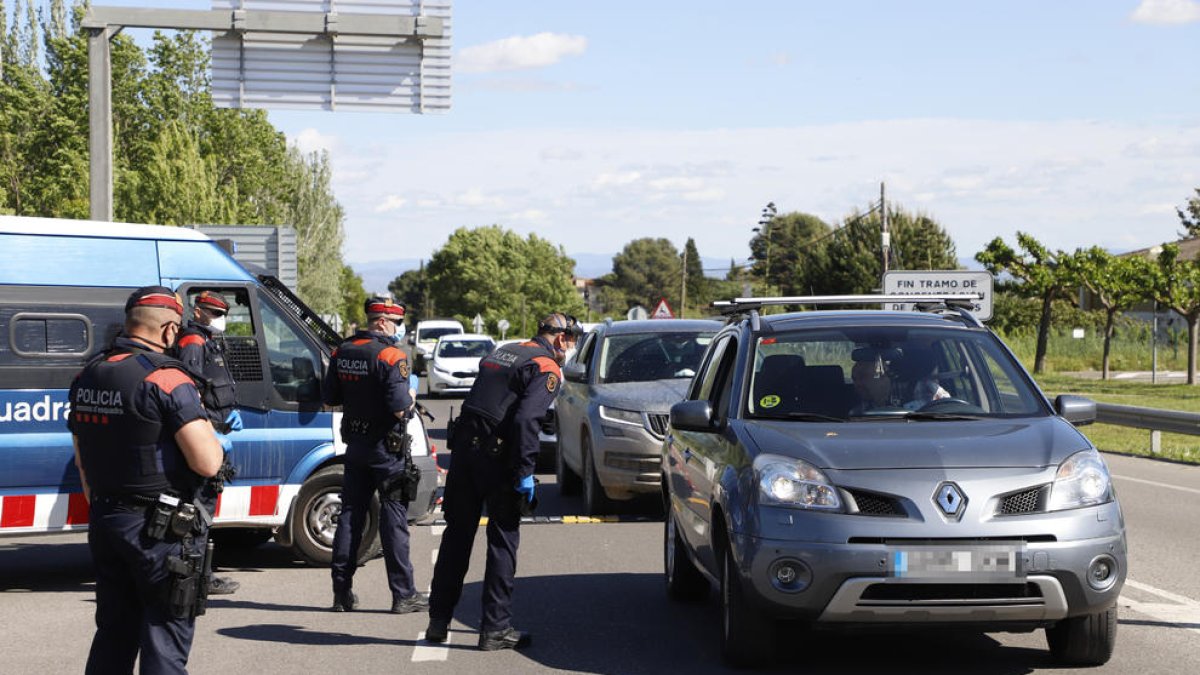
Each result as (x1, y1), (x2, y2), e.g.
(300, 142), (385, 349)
(662, 296), (1125, 668)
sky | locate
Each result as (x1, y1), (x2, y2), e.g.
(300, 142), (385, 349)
(61, 1), (1200, 283)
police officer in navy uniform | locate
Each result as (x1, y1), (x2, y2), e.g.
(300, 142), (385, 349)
(425, 313), (581, 651)
(69, 286), (226, 674)
(174, 289), (242, 595)
(323, 297), (429, 614)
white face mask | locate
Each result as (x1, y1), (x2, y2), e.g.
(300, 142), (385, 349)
(209, 316), (227, 333)
(394, 323), (407, 342)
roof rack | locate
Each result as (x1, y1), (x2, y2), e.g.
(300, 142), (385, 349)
(712, 294), (985, 327)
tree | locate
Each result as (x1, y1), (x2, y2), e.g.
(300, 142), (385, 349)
(1147, 244), (1200, 385)
(749, 210), (832, 296)
(682, 237), (706, 314)
(1179, 188), (1200, 238)
(426, 226), (584, 335)
(1061, 247), (1151, 380)
(339, 264), (368, 333)
(976, 233), (1071, 374)
(388, 267), (429, 326)
(610, 238), (681, 311)
(285, 149), (345, 318)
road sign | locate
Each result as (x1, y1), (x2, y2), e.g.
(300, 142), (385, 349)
(882, 270), (993, 321)
(627, 305), (648, 321)
(472, 313), (484, 333)
(651, 298), (675, 319)
(497, 318), (510, 339)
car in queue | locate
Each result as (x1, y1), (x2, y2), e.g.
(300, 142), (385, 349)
(662, 295), (1124, 668)
(409, 318), (464, 375)
(426, 333), (495, 397)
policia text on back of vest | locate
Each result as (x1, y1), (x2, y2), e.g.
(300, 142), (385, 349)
(0, 216), (439, 566)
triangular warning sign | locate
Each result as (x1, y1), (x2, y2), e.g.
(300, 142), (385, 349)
(650, 298), (675, 319)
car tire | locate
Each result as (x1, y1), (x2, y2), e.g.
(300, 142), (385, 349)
(290, 466), (380, 567)
(721, 544), (775, 668)
(1046, 605), (1117, 666)
(582, 435), (612, 516)
(556, 422), (581, 496)
(664, 511), (708, 601)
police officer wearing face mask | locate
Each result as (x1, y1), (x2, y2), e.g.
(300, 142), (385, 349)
(323, 297), (428, 614)
(174, 290), (242, 595)
(69, 286), (226, 674)
(425, 313), (581, 651)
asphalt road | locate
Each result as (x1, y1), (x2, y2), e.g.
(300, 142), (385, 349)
(2, 389), (1198, 673)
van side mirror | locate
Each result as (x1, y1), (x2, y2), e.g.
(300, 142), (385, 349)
(563, 362), (587, 383)
(671, 400), (715, 432)
(1055, 395), (1096, 426)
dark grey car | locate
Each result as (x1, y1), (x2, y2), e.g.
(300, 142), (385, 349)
(555, 318), (720, 514)
(663, 298), (1125, 668)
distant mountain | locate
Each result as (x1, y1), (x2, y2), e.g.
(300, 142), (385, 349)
(349, 259), (423, 296)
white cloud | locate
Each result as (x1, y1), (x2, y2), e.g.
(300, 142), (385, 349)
(649, 176), (706, 192)
(509, 209), (549, 222)
(540, 147), (584, 161)
(458, 33), (588, 73)
(373, 195), (407, 213)
(1131, 0), (1200, 24)
(293, 128), (338, 155)
(681, 188), (726, 202)
(591, 171), (642, 188)
(454, 188), (505, 208)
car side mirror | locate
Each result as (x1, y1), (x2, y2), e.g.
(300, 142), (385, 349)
(1055, 394), (1096, 426)
(563, 362), (587, 383)
(671, 400), (715, 433)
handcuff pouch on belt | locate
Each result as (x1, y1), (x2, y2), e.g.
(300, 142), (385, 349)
(144, 493), (212, 541)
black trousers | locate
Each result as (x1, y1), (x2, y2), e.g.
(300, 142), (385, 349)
(85, 500), (205, 675)
(428, 444), (521, 632)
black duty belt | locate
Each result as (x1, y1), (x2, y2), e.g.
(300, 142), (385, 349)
(91, 493), (159, 508)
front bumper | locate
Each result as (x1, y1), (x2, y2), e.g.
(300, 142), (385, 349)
(591, 423), (663, 498)
(428, 370), (476, 394)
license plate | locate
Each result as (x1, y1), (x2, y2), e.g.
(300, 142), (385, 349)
(890, 544), (1024, 580)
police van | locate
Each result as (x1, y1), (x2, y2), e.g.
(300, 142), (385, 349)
(0, 216), (439, 564)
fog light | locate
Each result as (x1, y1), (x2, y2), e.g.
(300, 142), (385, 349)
(1086, 555), (1118, 591)
(767, 558), (811, 593)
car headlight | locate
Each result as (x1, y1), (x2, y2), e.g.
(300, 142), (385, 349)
(1047, 449), (1113, 511)
(753, 454), (842, 511)
(599, 405), (643, 427)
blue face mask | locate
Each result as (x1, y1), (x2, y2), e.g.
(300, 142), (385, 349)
(391, 323), (407, 344)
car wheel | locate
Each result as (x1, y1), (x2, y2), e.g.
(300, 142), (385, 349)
(289, 466), (380, 567)
(664, 511), (708, 601)
(582, 435), (612, 516)
(556, 421), (581, 496)
(1046, 605), (1117, 665)
(721, 544), (775, 667)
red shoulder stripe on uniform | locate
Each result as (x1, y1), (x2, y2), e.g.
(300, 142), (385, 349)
(178, 334), (205, 348)
(519, 341), (538, 347)
(532, 356), (561, 375)
(351, 338), (371, 345)
(145, 368), (195, 394)
(105, 353), (133, 362)
(378, 346), (408, 366)
(331, 348), (339, 357)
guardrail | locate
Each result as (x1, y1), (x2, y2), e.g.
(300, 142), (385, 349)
(1094, 402), (1200, 454)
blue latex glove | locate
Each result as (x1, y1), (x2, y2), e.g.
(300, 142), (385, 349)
(516, 474), (535, 503)
(216, 433), (234, 453)
(225, 409), (244, 431)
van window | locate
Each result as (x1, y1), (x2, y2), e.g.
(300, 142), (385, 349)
(11, 313), (91, 356)
(257, 290), (322, 405)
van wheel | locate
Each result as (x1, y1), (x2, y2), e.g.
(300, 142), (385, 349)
(556, 422), (581, 496)
(290, 466), (380, 567)
(721, 544), (775, 667)
(1046, 606), (1117, 665)
(665, 511), (708, 601)
(582, 435), (611, 516)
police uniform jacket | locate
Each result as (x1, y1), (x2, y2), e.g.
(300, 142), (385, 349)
(68, 336), (210, 498)
(322, 330), (413, 454)
(175, 320), (237, 427)
(459, 336), (561, 480)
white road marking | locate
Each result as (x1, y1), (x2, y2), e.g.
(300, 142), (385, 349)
(411, 632), (451, 662)
(1112, 474), (1200, 496)
(1123, 579), (1200, 635)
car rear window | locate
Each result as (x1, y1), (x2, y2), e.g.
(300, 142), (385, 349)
(597, 331), (714, 384)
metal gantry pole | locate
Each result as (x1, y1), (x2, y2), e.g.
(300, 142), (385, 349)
(88, 26), (114, 222)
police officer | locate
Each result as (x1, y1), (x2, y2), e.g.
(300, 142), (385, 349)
(425, 313), (581, 651)
(69, 286), (226, 674)
(174, 289), (241, 595)
(323, 297), (428, 614)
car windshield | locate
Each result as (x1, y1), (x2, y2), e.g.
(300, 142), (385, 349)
(746, 326), (1046, 421)
(598, 331), (715, 384)
(420, 327), (461, 342)
(436, 339), (494, 358)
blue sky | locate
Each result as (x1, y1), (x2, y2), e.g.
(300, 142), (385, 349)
(56, 1), (1200, 283)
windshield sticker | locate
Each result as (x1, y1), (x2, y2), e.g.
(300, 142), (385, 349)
(759, 394), (780, 408)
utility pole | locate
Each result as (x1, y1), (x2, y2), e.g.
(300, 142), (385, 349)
(680, 247), (688, 319)
(880, 182), (890, 289)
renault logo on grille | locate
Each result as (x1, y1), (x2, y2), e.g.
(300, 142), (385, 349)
(934, 482), (967, 519)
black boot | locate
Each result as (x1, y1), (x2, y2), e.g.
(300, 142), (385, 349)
(479, 627), (531, 651)
(330, 589), (358, 612)
(391, 592), (430, 614)
(424, 618), (449, 643)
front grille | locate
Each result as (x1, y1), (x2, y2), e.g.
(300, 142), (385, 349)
(997, 486), (1050, 515)
(861, 583), (1042, 602)
(646, 413), (669, 438)
(845, 489), (905, 517)
(224, 337), (264, 382)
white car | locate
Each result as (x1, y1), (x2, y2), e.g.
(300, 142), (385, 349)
(410, 319), (464, 374)
(426, 333), (495, 396)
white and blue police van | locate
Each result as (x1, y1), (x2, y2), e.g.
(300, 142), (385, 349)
(0, 216), (439, 564)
